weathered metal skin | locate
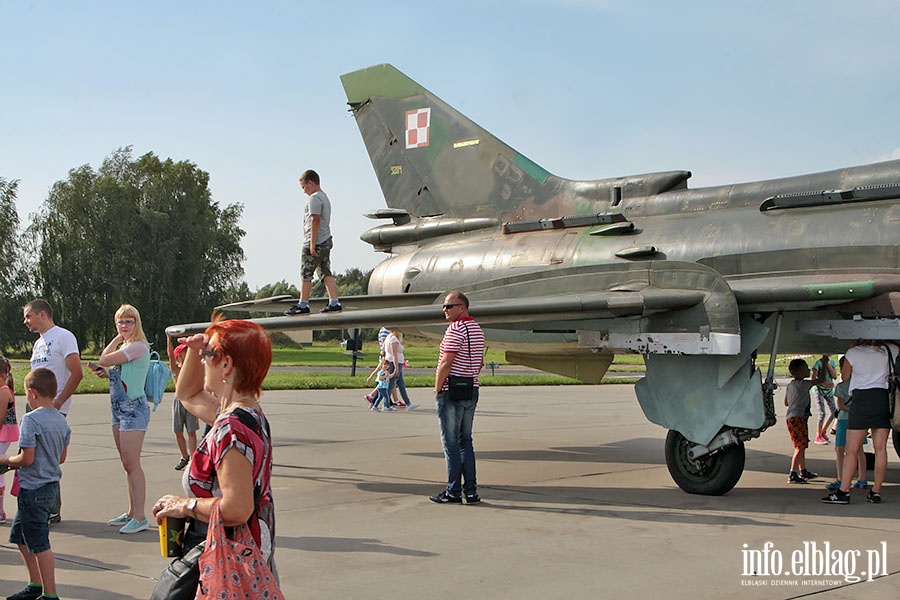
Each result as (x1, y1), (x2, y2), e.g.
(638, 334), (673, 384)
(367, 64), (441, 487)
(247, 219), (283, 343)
(336, 64), (900, 494)
(347, 64), (900, 353)
(173, 65), (900, 495)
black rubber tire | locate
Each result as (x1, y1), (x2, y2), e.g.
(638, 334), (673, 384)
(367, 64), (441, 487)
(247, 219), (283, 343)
(665, 429), (745, 496)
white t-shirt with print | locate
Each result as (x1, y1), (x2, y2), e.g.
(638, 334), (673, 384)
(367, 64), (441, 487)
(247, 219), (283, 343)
(30, 325), (80, 415)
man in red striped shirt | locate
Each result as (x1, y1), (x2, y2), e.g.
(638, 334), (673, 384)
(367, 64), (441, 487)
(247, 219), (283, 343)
(430, 291), (485, 505)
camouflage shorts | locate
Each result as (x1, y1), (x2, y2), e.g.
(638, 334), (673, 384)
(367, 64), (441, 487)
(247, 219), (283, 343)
(301, 236), (334, 280)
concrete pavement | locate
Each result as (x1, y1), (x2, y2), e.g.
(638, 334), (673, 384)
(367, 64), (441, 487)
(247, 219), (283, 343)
(1, 384), (898, 599)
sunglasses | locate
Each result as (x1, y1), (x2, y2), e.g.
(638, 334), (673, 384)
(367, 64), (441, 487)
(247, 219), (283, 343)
(115, 319), (136, 326)
(442, 303), (462, 310)
(199, 348), (220, 359)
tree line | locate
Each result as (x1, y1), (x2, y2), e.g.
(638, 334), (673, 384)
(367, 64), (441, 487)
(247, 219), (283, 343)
(0, 147), (373, 355)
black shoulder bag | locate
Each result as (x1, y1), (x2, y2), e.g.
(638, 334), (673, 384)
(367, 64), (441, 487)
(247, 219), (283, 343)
(447, 321), (475, 401)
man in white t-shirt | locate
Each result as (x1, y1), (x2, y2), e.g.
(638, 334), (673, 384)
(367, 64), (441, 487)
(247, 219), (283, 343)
(23, 298), (83, 523)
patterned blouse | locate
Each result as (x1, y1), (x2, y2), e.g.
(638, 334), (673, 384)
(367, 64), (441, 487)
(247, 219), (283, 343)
(187, 405), (277, 579)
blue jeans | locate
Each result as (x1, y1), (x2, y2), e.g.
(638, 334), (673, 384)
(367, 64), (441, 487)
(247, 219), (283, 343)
(435, 388), (478, 496)
(388, 361), (411, 405)
(109, 368), (151, 431)
(373, 386), (390, 408)
(9, 481), (58, 554)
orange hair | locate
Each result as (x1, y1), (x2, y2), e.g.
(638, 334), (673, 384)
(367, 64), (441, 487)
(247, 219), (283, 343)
(205, 317), (272, 397)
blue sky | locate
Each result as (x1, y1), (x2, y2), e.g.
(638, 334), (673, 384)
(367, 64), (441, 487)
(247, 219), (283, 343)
(2, 1), (899, 289)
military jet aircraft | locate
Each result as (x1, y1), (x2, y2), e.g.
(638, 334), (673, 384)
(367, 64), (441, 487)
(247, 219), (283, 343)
(168, 64), (900, 495)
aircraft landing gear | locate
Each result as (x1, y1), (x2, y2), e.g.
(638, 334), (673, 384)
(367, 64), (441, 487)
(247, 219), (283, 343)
(664, 430), (746, 495)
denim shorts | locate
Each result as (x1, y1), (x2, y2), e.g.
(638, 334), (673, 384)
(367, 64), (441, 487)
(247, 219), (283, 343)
(109, 368), (151, 432)
(9, 481), (59, 554)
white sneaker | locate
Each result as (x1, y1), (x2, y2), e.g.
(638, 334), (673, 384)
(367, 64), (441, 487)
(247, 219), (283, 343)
(406, 402), (420, 411)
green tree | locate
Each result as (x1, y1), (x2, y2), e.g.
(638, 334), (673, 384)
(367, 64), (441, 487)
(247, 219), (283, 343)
(0, 178), (33, 352)
(27, 147), (246, 350)
(309, 267), (371, 299)
(310, 268), (373, 341)
(255, 280), (300, 299)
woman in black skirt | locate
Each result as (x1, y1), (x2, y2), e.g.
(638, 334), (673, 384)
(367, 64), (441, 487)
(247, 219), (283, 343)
(824, 340), (898, 504)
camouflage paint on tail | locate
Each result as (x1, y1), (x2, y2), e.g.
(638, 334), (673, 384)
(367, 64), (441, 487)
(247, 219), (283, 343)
(341, 64), (692, 223)
(341, 64), (557, 220)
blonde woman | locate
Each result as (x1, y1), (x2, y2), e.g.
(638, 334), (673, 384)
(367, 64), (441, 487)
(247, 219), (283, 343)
(98, 304), (152, 533)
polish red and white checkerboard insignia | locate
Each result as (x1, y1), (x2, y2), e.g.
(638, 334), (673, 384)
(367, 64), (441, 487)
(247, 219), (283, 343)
(405, 108), (431, 149)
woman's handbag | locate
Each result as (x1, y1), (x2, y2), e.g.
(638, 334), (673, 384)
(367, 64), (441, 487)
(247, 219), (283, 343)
(149, 539), (205, 600)
(887, 346), (900, 432)
(197, 501), (284, 599)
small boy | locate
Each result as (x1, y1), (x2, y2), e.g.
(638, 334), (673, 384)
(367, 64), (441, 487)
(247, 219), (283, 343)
(1, 368), (71, 600)
(784, 358), (818, 484)
(167, 340), (198, 471)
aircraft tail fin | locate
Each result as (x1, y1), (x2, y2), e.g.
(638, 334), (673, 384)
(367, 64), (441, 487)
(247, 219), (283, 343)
(341, 64), (561, 220)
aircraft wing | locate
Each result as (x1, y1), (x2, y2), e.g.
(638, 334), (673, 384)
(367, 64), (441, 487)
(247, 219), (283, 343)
(166, 288), (706, 337)
(215, 292), (444, 314)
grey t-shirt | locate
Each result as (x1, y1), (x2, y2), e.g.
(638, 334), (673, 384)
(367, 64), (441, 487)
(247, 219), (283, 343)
(303, 190), (332, 245)
(17, 406), (71, 489)
(785, 379), (815, 419)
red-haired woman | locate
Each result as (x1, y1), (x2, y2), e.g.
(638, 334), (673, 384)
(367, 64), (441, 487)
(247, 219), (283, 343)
(152, 318), (279, 589)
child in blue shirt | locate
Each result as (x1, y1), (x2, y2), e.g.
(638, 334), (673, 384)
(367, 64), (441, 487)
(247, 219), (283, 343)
(370, 356), (396, 412)
(1, 368), (71, 600)
(826, 358), (869, 490)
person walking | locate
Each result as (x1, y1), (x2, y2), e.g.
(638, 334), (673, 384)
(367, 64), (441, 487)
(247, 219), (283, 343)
(384, 328), (419, 411)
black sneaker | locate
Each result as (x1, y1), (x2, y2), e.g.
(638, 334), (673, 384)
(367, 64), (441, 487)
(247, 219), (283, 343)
(284, 304), (310, 316)
(7, 585), (43, 600)
(821, 490), (850, 504)
(48, 512), (61, 524)
(320, 303), (343, 313)
(465, 493), (480, 504)
(788, 472), (808, 484)
(800, 469), (818, 480)
(429, 490), (462, 504)
(867, 490), (882, 504)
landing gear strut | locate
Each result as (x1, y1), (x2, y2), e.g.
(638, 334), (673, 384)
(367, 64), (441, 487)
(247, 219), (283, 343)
(661, 313), (783, 495)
